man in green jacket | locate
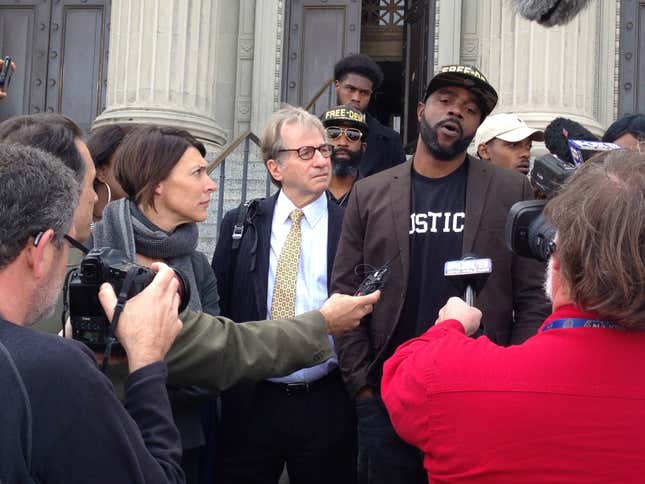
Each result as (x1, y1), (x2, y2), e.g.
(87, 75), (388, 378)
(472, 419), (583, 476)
(167, 296), (378, 393)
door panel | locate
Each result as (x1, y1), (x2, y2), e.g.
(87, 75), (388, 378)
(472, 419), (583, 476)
(300, 7), (346, 113)
(0, 0), (109, 131)
(52, 1), (110, 131)
(0, 1), (50, 121)
(619, 0), (644, 116)
(284, 0), (361, 115)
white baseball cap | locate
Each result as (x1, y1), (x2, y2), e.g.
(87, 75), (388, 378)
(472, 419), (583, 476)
(474, 113), (544, 150)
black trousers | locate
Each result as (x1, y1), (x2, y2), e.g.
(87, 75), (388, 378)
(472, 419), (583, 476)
(217, 370), (357, 484)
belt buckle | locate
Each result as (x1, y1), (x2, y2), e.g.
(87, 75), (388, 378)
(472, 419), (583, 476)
(285, 382), (309, 396)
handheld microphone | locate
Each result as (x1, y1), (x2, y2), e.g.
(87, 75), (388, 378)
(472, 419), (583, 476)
(443, 255), (492, 307)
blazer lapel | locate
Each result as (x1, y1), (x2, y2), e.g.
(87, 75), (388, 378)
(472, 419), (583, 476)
(463, 156), (492, 254)
(390, 161), (412, 281)
(253, 193), (278, 319)
(326, 200), (343, 289)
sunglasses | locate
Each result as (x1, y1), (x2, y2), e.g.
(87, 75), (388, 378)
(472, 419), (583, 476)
(325, 126), (364, 143)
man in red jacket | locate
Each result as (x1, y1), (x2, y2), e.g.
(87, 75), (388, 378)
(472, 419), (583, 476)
(382, 149), (645, 483)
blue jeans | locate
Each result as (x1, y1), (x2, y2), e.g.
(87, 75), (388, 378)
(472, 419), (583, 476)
(356, 395), (426, 484)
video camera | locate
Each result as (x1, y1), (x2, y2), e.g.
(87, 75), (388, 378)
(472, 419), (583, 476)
(518, 139), (624, 260)
(530, 140), (622, 199)
(505, 200), (555, 262)
(67, 247), (190, 352)
(530, 154), (576, 199)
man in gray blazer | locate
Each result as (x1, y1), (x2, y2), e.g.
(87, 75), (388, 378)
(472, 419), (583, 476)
(331, 65), (550, 484)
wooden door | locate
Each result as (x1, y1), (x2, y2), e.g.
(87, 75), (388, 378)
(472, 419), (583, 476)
(283, 0), (361, 115)
(0, 0), (110, 131)
(402, 0), (435, 149)
(619, 0), (645, 116)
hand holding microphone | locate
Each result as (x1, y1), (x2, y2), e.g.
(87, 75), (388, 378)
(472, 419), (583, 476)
(442, 255), (491, 334)
(436, 297), (482, 336)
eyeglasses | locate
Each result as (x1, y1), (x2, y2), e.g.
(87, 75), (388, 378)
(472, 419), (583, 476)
(277, 143), (333, 161)
(33, 231), (84, 251)
(325, 126), (364, 143)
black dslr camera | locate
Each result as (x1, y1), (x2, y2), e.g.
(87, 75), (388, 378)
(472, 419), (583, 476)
(68, 247), (190, 352)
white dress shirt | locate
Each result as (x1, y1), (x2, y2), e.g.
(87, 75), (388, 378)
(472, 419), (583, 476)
(267, 190), (338, 383)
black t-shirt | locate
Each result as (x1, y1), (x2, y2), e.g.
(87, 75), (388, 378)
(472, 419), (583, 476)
(399, 160), (468, 340)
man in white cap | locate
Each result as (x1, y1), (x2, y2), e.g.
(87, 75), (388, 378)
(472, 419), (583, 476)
(475, 113), (544, 175)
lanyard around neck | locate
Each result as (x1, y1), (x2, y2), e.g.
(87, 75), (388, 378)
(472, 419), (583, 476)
(541, 318), (623, 332)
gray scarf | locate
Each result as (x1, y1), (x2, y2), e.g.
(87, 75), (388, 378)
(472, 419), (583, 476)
(91, 198), (202, 311)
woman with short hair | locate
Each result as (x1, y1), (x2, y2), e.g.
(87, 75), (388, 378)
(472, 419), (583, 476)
(91, 125), (219, 482)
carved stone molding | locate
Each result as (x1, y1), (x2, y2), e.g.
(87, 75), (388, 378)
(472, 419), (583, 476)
(460, 37), (478, 62)
(239, 37), (254, 59)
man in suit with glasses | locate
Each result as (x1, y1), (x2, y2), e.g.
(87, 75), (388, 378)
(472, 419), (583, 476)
(213, 104), (363, 484)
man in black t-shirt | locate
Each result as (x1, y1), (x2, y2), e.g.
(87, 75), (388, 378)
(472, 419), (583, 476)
(331, 65), (551, 484)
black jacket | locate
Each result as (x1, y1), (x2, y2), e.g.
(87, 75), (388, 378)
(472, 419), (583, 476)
(0, 318), (183, 483)
(361, 113), (406, 178)
(212, 192), (345, 322)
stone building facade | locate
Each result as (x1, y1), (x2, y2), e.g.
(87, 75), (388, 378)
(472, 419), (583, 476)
(0, 0), (640, 253)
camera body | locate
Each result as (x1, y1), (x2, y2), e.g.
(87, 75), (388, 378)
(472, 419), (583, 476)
(0, 56), (13, 89)
(68, 247), (189, 352)
(505, 200), (556, 262)
(530, 154), (576, 199)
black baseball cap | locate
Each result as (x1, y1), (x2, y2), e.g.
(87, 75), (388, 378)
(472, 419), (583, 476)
(320, 104), (369, 136)
(423, 65), (498, 119)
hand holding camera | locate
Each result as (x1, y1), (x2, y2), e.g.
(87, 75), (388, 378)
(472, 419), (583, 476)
(98, 262), (183, 373)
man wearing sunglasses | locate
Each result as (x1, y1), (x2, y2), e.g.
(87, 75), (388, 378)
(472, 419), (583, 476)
(212, 105), (360, 484)
(321, 104), (369, 208)
(334, 54), (406, 177)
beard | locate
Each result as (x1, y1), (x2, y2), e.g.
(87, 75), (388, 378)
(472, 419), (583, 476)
(23, 266), (64, 326)
(331, 148), (362, 177)
(419, 115), (474, 161)
(543, 258), (554, 302)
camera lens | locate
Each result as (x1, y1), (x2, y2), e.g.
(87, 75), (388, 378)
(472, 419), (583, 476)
(172, 268), (191, 313)
(528, 214), (557, 262)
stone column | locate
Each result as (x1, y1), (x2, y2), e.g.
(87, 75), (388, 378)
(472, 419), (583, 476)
(94, 0), (227, 152)
(251, 0), (284, 135)
(463, 0), (618, 136)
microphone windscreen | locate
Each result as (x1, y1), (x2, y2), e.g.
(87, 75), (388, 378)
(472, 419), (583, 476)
(543, 117), (599, 165)
(511, 0), (593, 27)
